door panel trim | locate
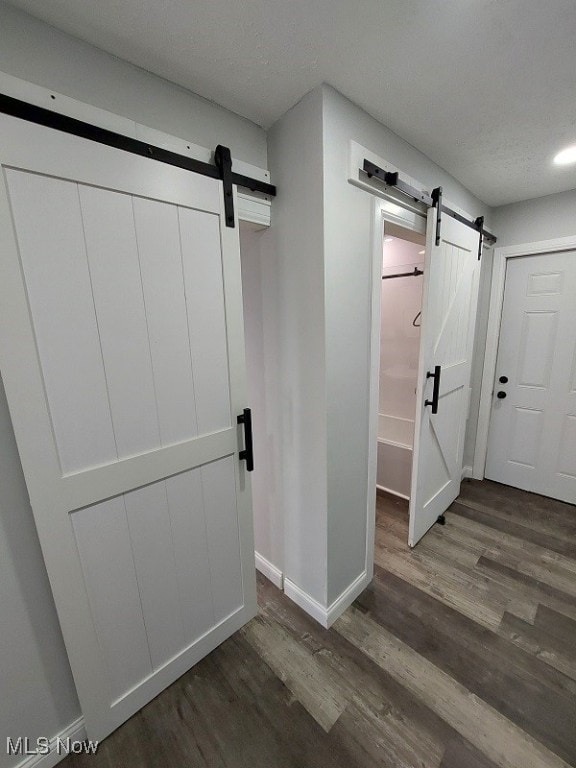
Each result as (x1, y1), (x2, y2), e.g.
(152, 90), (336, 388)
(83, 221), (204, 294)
(61, 429), (237, 511)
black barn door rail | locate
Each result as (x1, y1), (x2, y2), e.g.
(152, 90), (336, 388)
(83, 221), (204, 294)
(363, 159), (496, 247)
(0, 93), (276, 227)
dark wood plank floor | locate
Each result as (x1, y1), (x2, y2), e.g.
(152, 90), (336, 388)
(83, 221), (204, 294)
(65, 480), (576, 768)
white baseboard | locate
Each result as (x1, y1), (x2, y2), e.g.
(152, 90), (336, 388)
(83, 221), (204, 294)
(461, 465), (473, 480)
(12, 717), (86, 768)
(283, 578), (328, 626)
(254, 551), (283, 589)
(284, 570), (371, 629)
(326, 570), (370, 627)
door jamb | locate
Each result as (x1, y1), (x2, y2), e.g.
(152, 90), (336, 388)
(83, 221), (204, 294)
(473, 234), (576, 479)
(366, 198), (426, 563)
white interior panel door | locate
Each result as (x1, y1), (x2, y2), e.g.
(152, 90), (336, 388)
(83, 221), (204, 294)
(0, 114), (256, 740)
(485, 252), (576, 504)
(409, 209), (481, 546)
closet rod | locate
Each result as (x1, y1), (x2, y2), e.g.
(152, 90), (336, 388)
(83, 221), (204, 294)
(382, 268), (424, 280)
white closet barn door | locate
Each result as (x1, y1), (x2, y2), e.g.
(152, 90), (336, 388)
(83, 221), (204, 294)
(0, 114), (256, 740)
(409, 209), (481, 546)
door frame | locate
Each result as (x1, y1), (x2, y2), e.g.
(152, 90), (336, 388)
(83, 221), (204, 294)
(366, 197), (427, 560)
(473, 234), (576, 479)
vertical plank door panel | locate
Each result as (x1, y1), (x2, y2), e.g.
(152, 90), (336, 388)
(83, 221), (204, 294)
(165, 469), (215, 643)
(124, 480), (186, 669)
(132, 197), (199, 446)
(5, 170), (117, 474)
(179, 208), (232, 435)
(71, 497), (153, 701)
(79, 185), (161, 460)
(202, 457), (244, 622)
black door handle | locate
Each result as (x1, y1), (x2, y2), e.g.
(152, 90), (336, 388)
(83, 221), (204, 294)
(497, 391), (507, 399)
(425, 365), (441, 414)
(237, 408), (254, 471)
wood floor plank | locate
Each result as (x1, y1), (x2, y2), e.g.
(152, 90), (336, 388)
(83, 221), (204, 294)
(205, 634), (357, 768)
(334, 606), (572, 768)
(430, 513), (576, 624)
(375, 530), (509, 629)
(442, 511), (576, 578)
(458, 480), (576, 534)
(376, 548), (504, 628)
(534, 604), (576, 648)
(498, 611), (576, 683)
(63, 479), (576, 768)
(476, 557), (576, 625)
(452, 500), (576, 558)
(439, 737), (502, 768)
(255, 577), (455, 766)
(332, 701), (444, 768)
(241, 613), (348, 731)
(357, 567), (576, 762)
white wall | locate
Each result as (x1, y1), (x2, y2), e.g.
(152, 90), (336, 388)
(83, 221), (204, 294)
(0, 376), (80, 768)
(321, 85), (492, 604)
(252, 83), (493, 615)
(0, 3), (267, 168)
(0, 6), (268, 762)
(380, 237), (424, 439)
(239, 226), (285, 577)
(492, 189), (576, 247)
(256, 88), (328, 605)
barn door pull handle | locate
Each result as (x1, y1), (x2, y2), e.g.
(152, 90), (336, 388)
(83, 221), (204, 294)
(425, 366), (441, 415)
(237, 408), (254, 472)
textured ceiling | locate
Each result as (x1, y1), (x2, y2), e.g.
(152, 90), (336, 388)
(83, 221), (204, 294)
(5, 0), (576, 206)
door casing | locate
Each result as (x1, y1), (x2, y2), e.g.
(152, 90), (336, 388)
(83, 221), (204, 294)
(367, 197), (426, 560)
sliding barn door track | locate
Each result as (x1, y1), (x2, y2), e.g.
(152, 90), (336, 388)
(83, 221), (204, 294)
(363, 159), (496, 254)
(0, 92), (276, 227)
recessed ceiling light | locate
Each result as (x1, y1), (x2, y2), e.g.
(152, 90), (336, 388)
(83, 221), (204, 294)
(553, 145), (576, 166)
(383, 236), (393, 243)
(419, 250), (425, 255)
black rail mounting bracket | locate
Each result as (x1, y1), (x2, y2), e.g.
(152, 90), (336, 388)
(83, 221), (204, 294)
(214, 144), (235, 228)
(475, 216), (485, 260)
(431, 186), (443, 246)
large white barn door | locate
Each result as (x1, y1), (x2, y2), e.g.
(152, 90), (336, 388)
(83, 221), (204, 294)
(0, 114), (256, 740)
(409, 209), (481, 546)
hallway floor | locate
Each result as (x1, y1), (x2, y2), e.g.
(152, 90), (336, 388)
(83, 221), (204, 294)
(65, 480), (576, 768)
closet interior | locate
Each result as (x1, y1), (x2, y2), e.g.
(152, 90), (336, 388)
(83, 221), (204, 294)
(377, 224), (426, 499)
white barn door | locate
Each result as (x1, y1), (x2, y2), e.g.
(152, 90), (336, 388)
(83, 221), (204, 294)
(0, 114), (256, 740)
(409, 209), (481, 546)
